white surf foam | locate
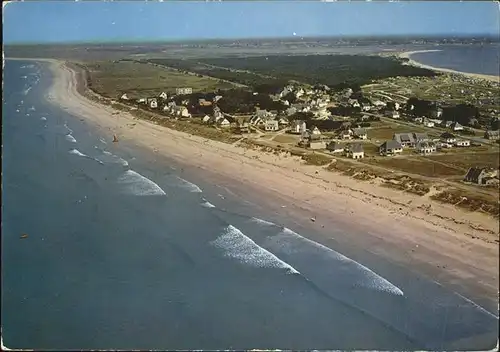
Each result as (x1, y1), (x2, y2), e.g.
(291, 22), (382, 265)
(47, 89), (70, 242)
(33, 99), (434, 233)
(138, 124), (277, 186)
(270, 228), (403, 296)
(65, 134), (77, 143)
(211, 225), (299, 274)
(22, 86), (32, 95)
(99, 150), (129, 166)
(64, 123), (73, 134)
(40, 116), (47, 121)
(201, 201), (216, 208)
(69, 149), (87, 157)
(175, 176), (202, 193)
(118, 170), (166, 196)
(28, 106), (36, 112)
(99, 138), (107, 145)
(251, 217), (276, 226)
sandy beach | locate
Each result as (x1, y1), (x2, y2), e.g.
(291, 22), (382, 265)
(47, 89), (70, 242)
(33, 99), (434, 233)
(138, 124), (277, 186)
(398, 50), (499, 83)
(25, 58), (498, 310)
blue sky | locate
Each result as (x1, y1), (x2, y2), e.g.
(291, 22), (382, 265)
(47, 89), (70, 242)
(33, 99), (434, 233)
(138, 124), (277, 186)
(3, 1), (500, 44)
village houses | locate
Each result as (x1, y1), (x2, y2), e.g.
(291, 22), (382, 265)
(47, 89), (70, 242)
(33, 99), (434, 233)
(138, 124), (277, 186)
(455, 139), (471, 147)
(292, 120), (307, 134)
(440, 132), (457, 144)
(327, 141), (345, 154)
(176, 87), (193, 95)
(352, 128), (367, 140)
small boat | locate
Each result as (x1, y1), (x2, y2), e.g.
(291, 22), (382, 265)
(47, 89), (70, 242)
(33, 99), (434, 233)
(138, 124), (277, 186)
(20, 234), (28, 239)
(113, 134), (119, 143)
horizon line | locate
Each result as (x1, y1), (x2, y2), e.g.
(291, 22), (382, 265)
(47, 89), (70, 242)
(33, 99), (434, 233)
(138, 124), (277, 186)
(4, 33), (500, 46)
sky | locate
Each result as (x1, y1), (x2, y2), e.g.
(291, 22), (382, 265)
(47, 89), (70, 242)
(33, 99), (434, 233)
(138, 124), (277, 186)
(3, 1), (500, 44)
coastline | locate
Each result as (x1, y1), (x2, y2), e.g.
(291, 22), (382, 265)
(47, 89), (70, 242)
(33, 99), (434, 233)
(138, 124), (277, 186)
(10, 57), (498, 311)
(397, 50), (499, 83)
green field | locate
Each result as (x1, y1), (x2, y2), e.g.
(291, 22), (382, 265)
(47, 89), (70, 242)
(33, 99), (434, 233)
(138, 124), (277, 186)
(86, 61), (235, 98)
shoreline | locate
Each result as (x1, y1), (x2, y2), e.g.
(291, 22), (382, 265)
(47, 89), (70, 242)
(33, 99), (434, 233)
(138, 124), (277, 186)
(397, 50), (499, 83)
(12, 57), (498, 311)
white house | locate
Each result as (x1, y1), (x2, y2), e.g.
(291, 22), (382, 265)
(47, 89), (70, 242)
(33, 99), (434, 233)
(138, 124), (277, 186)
(394, 102), (400, 111)
(265, 120), (279, 131)
(311, 126), (321, 135)
(352, 128), (367, 140)
(455, 139), (470, 147)
(149, 99), (158, 109)
(137, 98), (147, 104)
(414, 117), (423, 124)
(158, 92), (168, 100)
(292, 120), (307, 134)
(278, 117), (289, 126)
(176, 87), (193, 95)
(423, 119), (435, 128)
(218, 118), (231, 128)
(327, 141), (345, 153)
(379, 140), (403, 156)
(440, 133), (457, 144)
(345, 143), (364, 159)
(202, 115), (211, 123)
(386, 110), (400, 119)
(120, 93), (129, 100)
(451, 122), (464, 131)
(416, 141), (437, 154)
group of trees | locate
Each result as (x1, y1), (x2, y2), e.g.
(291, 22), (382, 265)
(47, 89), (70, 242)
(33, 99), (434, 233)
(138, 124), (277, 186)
(406, 97), (481, 127)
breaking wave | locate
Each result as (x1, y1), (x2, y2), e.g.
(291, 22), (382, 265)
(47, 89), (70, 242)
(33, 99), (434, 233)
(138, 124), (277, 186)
(211, 225), (299, 275)
(40, 116), (47, 121)
(117, 170), (166, 196)
(65, 134), (77, 143)
(69, 149), (87, 157)
(272, 227), (403, 296)
(201, 201), (216, 208)
(251, 217), (276, 226)
(175, 176), (202, 193)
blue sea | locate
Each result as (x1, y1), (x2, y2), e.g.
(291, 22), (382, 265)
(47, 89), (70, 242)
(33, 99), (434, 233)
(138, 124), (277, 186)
(409, 44), (500, 76)
(1, 59), (498, 350)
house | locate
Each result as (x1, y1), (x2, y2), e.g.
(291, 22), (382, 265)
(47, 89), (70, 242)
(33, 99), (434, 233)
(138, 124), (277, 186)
(339, 128), (353, 140)
(199, 98), (212, 107)
(393, 133), (416, 148)
(292, 120), (307, 134)
(413, 132), (430, 143)
(386, 110), (400, 119)
(379, 140), (403, 156)
(430, 107), (444, 119)
(423, 119), (435, 127)
(373, 100), (387, 108)
(416, 141), (437, 154)
(414, 117), (423, 124)
(278, 117), (289, 126)
(176, 87), (193, 95)
(361, 104), (371, 112)
(327, 141), (345, 153)
(348, 99), (360, 108)
(311, 126), (321, 135)
(137, 98), (147, 104)
(202, 115), (211, 123)
(345, 143), (364, 159)
(265, 120), (279, 131)
(484, 130), (500, 140)
(148, 98), (158, 109)
(442, 120), (453, 128)
(455, 139), (471, 147)
(308, 140), (326, 150)
(464, 167), (499, 185)
(120, 93), (129, 100)
(250, 115), (263, 126)
(440, 132), (457, 144)
(352, 128), (367, 140)
(238, 122), (250, 133)
(158, 92), (168, 100)
(213, 95), (223, 103)
(218, 118), (231, 128)
(450, 121), (464, 131)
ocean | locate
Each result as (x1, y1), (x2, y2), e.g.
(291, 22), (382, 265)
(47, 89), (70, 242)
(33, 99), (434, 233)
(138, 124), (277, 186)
(2, 60), (498, 350)
(409, 44), (500, 76)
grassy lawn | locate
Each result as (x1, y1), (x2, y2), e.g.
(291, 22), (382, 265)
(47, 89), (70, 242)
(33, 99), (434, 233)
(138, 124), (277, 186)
(368, 124), (430, 141)
(363, 157), (465, 177)
(273, 134), (300, 144)
(424, 152), (500, 170)
(86, 61), (233, 98)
